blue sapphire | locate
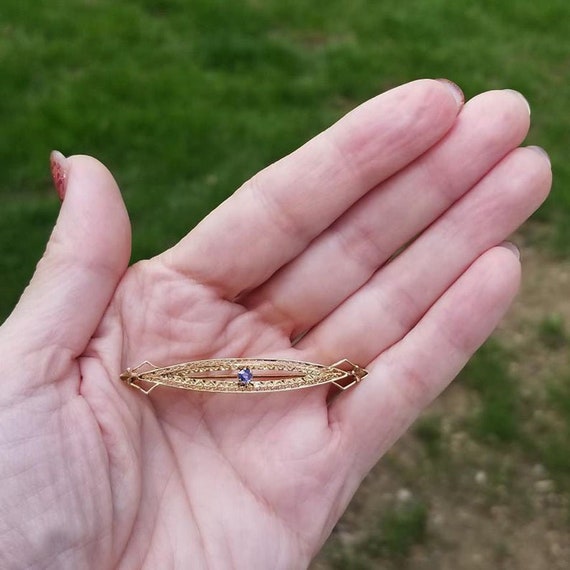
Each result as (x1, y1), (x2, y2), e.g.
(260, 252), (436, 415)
(237, 367), (253, 386)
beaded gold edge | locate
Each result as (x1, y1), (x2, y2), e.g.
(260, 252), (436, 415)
(120, 358), (368, 395)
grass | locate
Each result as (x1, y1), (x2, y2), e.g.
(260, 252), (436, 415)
(532, 378), (570, 478)
(413, 415), (443, 459)
(1, 0), (570, 320)
(362, 501), (428, 559)
(460, 340), (520, 443)
(537, 313), (567, 349)
(324, 500), (428, 568)
(455, 335), (570, 482)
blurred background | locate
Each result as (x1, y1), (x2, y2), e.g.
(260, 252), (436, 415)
(1, 0), (569, 567)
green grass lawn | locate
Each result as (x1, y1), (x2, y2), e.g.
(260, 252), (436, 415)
(1, 0), (569, 320)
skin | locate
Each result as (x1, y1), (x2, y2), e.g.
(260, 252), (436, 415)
(0, 80), (551, 569)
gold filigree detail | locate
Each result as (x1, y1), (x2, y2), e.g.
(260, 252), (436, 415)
(120, 358), (368, 395)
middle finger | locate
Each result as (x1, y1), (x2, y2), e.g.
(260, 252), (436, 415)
(242, 90), (531, 337)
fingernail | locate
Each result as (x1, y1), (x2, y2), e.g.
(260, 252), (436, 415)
(500, 241), (520, 260)
(436, 78), (465, 107)
(503, 89), (531, 116)
(527, 145), (551, 165)
(50, 150), (68, 201)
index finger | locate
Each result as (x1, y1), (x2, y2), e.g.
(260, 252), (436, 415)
(160, 79), (463, 299)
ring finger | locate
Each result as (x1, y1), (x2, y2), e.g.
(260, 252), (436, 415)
(242, 90), (531, 338)
(297, 145), (551, 365)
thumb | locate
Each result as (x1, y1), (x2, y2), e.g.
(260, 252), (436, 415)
(2, 152), (131, 360)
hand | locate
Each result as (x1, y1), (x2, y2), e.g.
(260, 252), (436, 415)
(0, 80), (551, 569)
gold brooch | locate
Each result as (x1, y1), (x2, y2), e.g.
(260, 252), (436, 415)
(120, 358), (368, 395)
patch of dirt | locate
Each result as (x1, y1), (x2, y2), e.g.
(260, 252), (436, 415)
(500, 241), (570, 380)
(313, 240), (570, 569)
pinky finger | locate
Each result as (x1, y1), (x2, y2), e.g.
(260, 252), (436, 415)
(333, 244), (521, 476)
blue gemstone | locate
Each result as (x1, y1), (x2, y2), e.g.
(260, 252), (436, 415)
(237, 368), (253, 386)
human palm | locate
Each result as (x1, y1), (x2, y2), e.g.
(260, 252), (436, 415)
(0, 80), (551, 569)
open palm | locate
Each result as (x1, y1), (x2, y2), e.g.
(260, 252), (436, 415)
(0, 80), (551, 569)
